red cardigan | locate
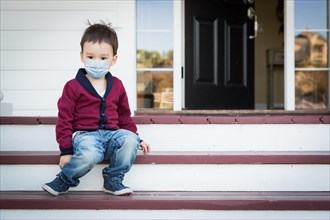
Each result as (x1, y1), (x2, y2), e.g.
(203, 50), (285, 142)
(56, 69), (137, 155)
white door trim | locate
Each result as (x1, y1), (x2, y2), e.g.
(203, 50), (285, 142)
(173, 0), (184, 110)
(284, 0), (295, 110)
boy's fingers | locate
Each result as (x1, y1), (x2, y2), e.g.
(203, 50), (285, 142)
(139, 142), (150, 154)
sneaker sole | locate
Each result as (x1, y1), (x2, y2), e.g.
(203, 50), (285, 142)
(42, 184), (68, 196)
(103, 187), (133, 196)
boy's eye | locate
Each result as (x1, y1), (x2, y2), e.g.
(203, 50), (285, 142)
(101, 57), (108, 60)
(87, 56), (93, 59)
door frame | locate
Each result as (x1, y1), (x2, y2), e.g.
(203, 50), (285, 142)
(173, 0), (184, 110)
(173, 0), (315, 111)
(284, 0), (295, 110)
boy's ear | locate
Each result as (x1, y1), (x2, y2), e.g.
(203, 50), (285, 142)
(110, 55), (118, 67)
(80, 51), (84, 63)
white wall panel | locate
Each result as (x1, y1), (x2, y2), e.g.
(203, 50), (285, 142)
(1, 11), (117, 31)
(1, 51), (81, 70)
(1, 31), (81, 50)
(1, 90), (62, 112)
(1, 1), (131, 11)
(0, 0), (136, 116)
(1, 71), (74, 90)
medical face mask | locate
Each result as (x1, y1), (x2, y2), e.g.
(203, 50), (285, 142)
(84, 59), (110, 79)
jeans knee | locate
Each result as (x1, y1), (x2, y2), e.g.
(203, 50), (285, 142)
(115, 130), (139, 148)
(75, 147), (104, 167)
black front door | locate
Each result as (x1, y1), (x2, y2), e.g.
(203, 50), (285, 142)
(185, 0), (255, 109)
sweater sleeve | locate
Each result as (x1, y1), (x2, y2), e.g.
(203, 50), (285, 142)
(117, 81), (138, 134)
(56, 81), (77, 155)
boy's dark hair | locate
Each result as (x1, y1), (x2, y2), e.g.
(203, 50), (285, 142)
(80, 21), (118, 55)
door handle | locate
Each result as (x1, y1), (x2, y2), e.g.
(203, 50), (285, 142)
(247, 7), (258, 39)
(249, 15), (258, 39)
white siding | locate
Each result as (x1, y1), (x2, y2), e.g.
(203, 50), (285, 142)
(0, 0), (136, 116)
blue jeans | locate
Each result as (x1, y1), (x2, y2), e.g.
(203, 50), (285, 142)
(58, 129), (140, 187)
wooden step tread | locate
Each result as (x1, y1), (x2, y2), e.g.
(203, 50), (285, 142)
(1, 151), (329, 164)
(1, 191), (329, 210)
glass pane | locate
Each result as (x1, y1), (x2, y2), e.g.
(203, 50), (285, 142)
(137, 32), (173, 68)
(137, 71), (173, 109)
(295, 31), (328, 68)
(137, 0), (173, 30)
(295, 0), (327, 30)
(295, 71), (328, 109)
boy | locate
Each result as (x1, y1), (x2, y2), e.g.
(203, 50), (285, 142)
(43, 21), (150, 196)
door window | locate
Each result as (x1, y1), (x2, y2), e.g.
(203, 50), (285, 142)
(294, 0), (329, 109)
(136, 0), (174, 109)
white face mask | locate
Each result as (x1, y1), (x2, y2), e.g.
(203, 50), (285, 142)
(84, 59), (109, 79)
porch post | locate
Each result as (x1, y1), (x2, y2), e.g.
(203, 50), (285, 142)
(284, 0), (295, 110)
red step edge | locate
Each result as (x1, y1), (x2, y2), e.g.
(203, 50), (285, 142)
(1, 191), (329, 210)
(1, 151), (329, 164)
(1, 115), (329, 125)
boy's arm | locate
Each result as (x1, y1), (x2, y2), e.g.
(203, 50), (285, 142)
(117, 82), (138, 133)
(117, 81), (151, 154)
(56, 82), (77, 156)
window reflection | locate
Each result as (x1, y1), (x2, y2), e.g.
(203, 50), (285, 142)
(295, 71), (328, 109)
(294, 0), (329, 109)
(136, 0), (173, 30)
(137, 49), (173, 68)
(137, 71), (173, 109)
(136, 0), (173, 109)
(295, 31), (328, 68)
(294, 0), (327, 30)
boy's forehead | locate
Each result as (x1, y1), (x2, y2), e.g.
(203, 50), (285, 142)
(83, 41), (114, 54)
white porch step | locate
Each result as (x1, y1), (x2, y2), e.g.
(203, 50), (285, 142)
(1, 163), (329, 191)
(1, 115), (329, 219)
(2, 209), (330, 220)
(1, 123), (329, 151)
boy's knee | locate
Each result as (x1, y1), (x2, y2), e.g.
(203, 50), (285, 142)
(117, 130), (139, 147)
(75, 147), (104, 165)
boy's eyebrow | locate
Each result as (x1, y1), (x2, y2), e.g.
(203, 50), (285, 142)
(85, 52), (109, 57)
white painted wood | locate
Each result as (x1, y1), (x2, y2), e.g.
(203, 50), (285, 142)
(1, 51), (82, 70)
(1, 0), (130, 11)
(0, 0), (136, 115)
(1, 91), (62, 114)
(1, 71), (74, 90)
(173, 0), (183, 111)
(0, 125), (58, 150)
(284, 0), (295, 110)
(1, 124), (329, 152)
(1, 164), (329, 191)
(137, 124), (330, 151)
(1, 210), (330, 220)
(0, 11), (117, 31)
(1, 31), (81, 50)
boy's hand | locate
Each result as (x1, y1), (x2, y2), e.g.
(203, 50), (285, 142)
(139, 141), (151, 154)
(59, 154), (72, 169)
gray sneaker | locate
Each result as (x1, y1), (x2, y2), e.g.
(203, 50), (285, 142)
(103, 178), (133, 196)
(42, 176), (69, 196)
